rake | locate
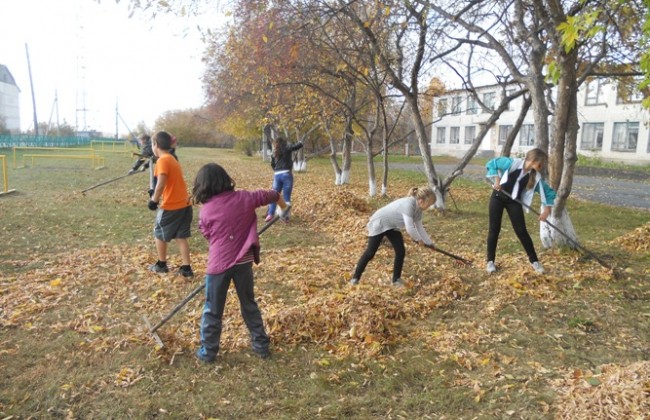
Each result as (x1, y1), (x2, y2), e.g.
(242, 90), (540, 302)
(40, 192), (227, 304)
(486, 181), (614, 271)
(423, 243), (473, 266)
(143, 213), (282, 348)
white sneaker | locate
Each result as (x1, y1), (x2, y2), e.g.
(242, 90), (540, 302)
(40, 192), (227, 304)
(531, 261), (544, 274)
(486, 261), (496, 274)
(350, 278), (359, 286)
(391, 278), (405, 287)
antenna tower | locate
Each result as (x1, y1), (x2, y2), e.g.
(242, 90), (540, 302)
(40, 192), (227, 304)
(75, 1), (88, 132)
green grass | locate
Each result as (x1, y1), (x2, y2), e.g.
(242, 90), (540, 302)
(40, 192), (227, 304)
(1, 147), (649, 419)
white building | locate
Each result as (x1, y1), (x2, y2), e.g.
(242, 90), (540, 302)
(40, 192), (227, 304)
(0, 64), (21, 133)
(431, 79), (650, 164)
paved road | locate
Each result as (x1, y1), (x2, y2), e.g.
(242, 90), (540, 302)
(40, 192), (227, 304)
(390, 163), (650, 211)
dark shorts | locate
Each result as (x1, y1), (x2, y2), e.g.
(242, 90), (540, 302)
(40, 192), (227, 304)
(153, 206), (193, 242)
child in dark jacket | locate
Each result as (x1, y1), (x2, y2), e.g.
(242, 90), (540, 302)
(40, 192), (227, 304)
(192, 163), (288, 362)
(128, 134), (154, 175)
(265, 136), (303, 222)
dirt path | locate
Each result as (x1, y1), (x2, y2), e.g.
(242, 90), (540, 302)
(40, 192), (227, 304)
(390, 163), (650, 211)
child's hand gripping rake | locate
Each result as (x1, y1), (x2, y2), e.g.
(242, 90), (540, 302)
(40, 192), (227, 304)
(485, 180), (615, 272)
(142, 213), (283, 348)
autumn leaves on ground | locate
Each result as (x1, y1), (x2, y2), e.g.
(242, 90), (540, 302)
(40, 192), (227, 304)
(1, 148), (649, 418)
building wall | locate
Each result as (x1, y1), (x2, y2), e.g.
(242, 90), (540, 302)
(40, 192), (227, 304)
(0, 64), (21, 133)
(431, 81), (650, 164)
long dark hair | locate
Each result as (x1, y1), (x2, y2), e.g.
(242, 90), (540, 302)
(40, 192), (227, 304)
(272, 137), (287, 160)
(192, 163), (235, 204)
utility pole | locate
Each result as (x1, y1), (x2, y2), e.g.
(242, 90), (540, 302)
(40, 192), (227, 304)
(115, 99), (119, 142)
(25, 43), (38, 136)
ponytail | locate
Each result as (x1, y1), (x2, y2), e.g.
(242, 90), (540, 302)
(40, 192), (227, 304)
(408, 186), (436, 204)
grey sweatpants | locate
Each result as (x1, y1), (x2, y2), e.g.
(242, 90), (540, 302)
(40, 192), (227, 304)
(199, 263), (270, 355)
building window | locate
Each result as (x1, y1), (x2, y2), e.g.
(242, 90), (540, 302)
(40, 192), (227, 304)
(580, 123), (604, 150)
(616, 78), (645, 104)
(611, 122), (638, 152)
(437, 98), (448, 117)
(436, 127), (446, 144)
(464, 125), (476, 145)
(498, 125), (512, 145)
(451, 95), (462, 115)
(450, 127), (460, 144)
(585, 79), (606, 105)
(482, 92), (495, 113)
(466, 96), (478, 114)
(519, 124), (535, 146)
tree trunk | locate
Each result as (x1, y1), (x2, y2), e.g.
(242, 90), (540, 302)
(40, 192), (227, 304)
(405, 95), (444, 204)
(540, 207), (579, 249)
(341, 119), (353, 185)
(543, 50), (580, 248)
(364, 134), (377, 197)
(324, 120), (342, 185)
(262, 124), (273, 161)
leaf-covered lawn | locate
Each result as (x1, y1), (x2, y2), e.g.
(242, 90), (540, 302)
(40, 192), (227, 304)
(1, 148), (648, 418)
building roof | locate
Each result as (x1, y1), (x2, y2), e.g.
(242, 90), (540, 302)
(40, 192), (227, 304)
(0, 64), (19, 89)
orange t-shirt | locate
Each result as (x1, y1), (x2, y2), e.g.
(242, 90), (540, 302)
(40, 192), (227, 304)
(154, 153), (190, 210)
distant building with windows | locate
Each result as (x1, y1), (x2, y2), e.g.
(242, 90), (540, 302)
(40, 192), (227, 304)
(431, 79), (650, 164)
(0, 64), (21, 133)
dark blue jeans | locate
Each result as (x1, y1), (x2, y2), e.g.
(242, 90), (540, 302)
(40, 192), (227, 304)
(267, 171), (294, 216)
(199, 263), (269, 357)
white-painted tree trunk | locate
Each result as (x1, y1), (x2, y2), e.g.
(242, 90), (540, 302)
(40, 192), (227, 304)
(381, 184), (387, 196)
(334, 173), (342, 185)
(293, 159), (307, 172)
(340, 169), (351, 185)
(539, 207), (578, 249)
(368, 179), (377, 197)
(432, 187), (446, 211)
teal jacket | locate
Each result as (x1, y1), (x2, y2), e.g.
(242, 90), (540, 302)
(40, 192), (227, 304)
(486, 157), (556, 207)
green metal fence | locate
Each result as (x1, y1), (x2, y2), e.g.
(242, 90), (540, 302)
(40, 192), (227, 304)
(0, 135), (120, 148)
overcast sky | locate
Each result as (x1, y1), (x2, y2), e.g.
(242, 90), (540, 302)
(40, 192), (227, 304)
(0, 0), (225, 136)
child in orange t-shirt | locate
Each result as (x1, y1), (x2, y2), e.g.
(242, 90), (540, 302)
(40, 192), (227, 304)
(147, 131), (194, 277)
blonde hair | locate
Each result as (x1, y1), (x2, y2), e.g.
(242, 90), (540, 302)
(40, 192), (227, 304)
(525, 148), (548, 189)
(408, 186), (436, 204)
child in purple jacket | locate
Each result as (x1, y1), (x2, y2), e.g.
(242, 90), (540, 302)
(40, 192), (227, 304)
(191, 163), (288, 363)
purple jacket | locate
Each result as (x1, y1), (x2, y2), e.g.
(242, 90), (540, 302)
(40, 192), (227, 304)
(199, 189), (279, 274)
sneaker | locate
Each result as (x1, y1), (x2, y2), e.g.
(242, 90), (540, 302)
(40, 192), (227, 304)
(264, 214), (273, 223)
(195, 347), (216, 363)
(486, 261), (497, 274)
(148, 261), (169, 273)
(350, 278), (359, 286)
(391, 278), (405, 287)
(254, 349), (271, 359)
(531, 261), (545, 274)
(177, 265), (194, 278)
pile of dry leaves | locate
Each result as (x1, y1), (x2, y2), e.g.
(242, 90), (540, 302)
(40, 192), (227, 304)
(611, 221), (650, 253)
(552, 361), (650, 419)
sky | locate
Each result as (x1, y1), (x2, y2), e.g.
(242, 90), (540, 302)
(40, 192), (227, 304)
(0, 0), (226, 137)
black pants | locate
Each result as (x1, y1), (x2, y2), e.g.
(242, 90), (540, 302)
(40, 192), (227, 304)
(353, 229), (405, 282)
(487, 190), (538, 263)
